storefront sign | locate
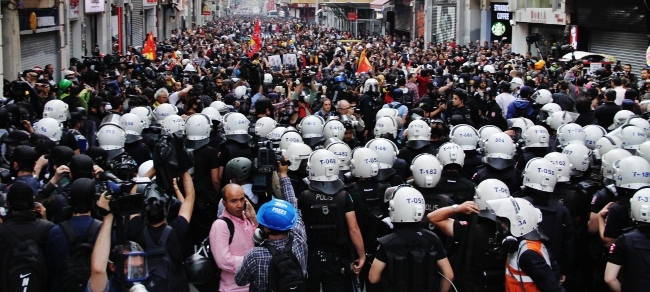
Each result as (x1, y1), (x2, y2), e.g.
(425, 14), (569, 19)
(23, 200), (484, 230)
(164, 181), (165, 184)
(202, 4), (210, 15)
(69, 0), (80, 19)
(514, 8), (569, 25)
(85, 0), (105, 13)
(490, 2), (511, 42)
(348, 12), (357, 20)
(143, 0), (158, 7)
(569, 25), (578, 50)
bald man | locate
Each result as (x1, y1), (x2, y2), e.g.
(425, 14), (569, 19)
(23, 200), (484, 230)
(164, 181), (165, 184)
(206, 184), (257, 292)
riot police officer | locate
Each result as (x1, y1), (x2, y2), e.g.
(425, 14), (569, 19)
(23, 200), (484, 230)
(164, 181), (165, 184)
(516, 125), (550, 172)
(397, 120), (438, 174)
(366, 138), (406, 186)
(449, 124), (482, 180)
(408, 154), (452, 238)
(435, 142), (476, 204)
(284, 143), (313, 199)
(120, 113), (151, 166)
(218, 112), (254, 184)
(473, 132), (521, 194)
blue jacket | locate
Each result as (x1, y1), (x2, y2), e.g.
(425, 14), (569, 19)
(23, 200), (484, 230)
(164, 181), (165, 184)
(506, 99), (535, 119)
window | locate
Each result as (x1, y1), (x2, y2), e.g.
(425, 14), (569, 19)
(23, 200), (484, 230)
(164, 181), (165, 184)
(518, 0), (553, 9)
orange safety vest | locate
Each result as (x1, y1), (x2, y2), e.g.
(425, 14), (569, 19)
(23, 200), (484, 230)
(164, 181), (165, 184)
(505, 239), (552, 292)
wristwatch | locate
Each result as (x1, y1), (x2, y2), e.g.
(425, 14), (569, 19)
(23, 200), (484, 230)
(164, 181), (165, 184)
(451, 204), (458, 214)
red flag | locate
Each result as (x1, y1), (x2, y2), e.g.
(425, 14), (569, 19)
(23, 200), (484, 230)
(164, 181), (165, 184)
(357, 50), (372, 74)
(143, 32), (156, 60)
(248, 20), (262, 58)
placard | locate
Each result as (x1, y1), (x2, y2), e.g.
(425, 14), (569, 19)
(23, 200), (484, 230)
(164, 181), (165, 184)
(269, 55), (282, 72)
(283, 54), (297, 66)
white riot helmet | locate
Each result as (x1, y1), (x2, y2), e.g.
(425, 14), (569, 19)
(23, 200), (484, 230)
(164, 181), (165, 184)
(562, 143), (592, 175)
(279, 130), (303, 151)
(153, 104), (179, 124)
(486, 197), (543, 237)
(326, 141), (352, 171)
(267, 127), (287, 149)
(539, 103), (562, 123)
(474, 179), (511, 217)
(33, 118), (63, 142)
(532, 89), (553, 105)
(299, 116), (325, 148)
(374, 116), (399, 138)
(263, 73), (273, 85)
(234, 86), (248, 99)
(209, 101), (229, 115)
(376, 108), (401, 127)
(594, 135), (623, 160)
(307, 149), (344, 194)
(119, 113), (145, 143)
(184, 114), (212, 149)
(626, 117), (650, 138)
(130, 106), (153, 128)
(602, 149), (633, 180)
(223, 112), (252, 144)
(406, 120), (431, 149)
(324, 120), (346, 140)
(483, 64), (496, 74)
(201, 107), (222, 124)
(161, 115), (186, 135)
(631, 188), (650, 222)
(97, 124), (126, 159)
(366, 138), (399, 181)
(522, 126), (549, 148)
(482, 133), (516, 170)
(283, 143), (312, 172)
(609, 110), (635, 130)
(410, 154), (442, 188)
(546, 111), (579, 130)
(583, 125), (607, 150)
(350, 148), (380, 178)
(613, 156), (650, 189)
(254, 117), (276, 138)
(437, 142), (466, 168)
(388, 186), (425, 223)
(364, 78), (379, 93)
(544, 152), (572, 182)
(138, 160), (154, 177)
(507, 118), (534, 132)
(449, 124), (479, 150)
(522, 158), (558, 192)
(638, 141), (650, 164)
(557, 123), (586, 147)
(617, 125), (646, 151)
(42, 99), (71, 122)
(478, 125), (503, 149)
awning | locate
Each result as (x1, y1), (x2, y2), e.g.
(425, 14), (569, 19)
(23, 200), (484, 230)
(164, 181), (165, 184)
(370, 0), (388, 10)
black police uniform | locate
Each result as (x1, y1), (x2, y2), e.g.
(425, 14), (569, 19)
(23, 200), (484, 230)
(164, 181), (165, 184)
(588, 185), (622, 291)
(413, 185), (454, 242)
(397, 144), (438, 175)
(287, 170), (308, 201)
(124, 140), (152, 166)
(607, 225), (650, 292)
(217, 140), (254, 183)
(461, 150), (483, 181)
(434, 171), (476, 205)
(516, 148), (547, 172)
(375, 224), (447, 292)
(473, 164), (521, 196)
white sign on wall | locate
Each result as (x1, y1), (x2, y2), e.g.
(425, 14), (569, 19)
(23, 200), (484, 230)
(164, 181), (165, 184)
(85, 0), (105, 13)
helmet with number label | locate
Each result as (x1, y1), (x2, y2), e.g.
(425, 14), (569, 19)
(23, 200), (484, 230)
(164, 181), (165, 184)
(267, 127), (287, 149)
(522, 158), (557, 192)
(43, 99), (71, 122)
(376, 108), (402, 127)
(324, 120), (346, 140)
(374, 116), (399, 138)
(209, 101), (230, 115)
(326, 141), (352, 171)
(478, 125), (503, 149)
(532, 89), (553, 105)
(609, 110), (635, 130)
(449, 124), (479, 150)
(283, 143), (312, 172)
(602, 149), (632, 180)
(539, 103), (562, 123)
(482, 132), (516, 170)
(544, 152), (572, 182)
(97, 124), (126, 159)
(201, 107), (222, 124)
(223, 112), (251, 144)
(254, 117), (277, 138)
(299, 116), (325, 148)
(119, 113), (145, 143)
(279, 130), (303, 152)
(637, 141), (650, 164)
(522, 126), (549, 148)
(617, 125), (646, 151)
(583, 125), (607, 150)
(34, 118), (63, 142)
(130, 106), (153, 128)
(507, 118), (534, 132)
(437, 142), (466, 168)
(486, 197), (543, 237)
(410, 154), (442, 188)
(474, 179), (511, 217)
(366, 138), (398, 181)
(406, 120), (431, 149)
(557, 123), (586, 147)
(594, 135), (623, 160)
(631, 188), (650, 222)
(350, 148), (380, 178)
(625, 117), (650, 138)
(562, 143), (592, 175)
(307, 149), (344, 194)
(161, 115), (185, 136)
(388, 186), (425, 223)
(364, 78), (379, 93)
(153, 104), (179, 124)
(613, 156), (650, 189)
(185, 114), (213, 149)
(546, 111), (579, 130)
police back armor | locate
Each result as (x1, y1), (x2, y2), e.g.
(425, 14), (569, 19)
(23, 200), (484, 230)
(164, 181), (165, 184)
(616, 228), (650, 291)
(298, 190), (348, 250)
(346, 182), (390, 252)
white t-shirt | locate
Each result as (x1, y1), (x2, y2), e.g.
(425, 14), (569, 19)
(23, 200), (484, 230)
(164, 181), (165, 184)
(495, 92), (515, 118)
(613, 86), (626, 106)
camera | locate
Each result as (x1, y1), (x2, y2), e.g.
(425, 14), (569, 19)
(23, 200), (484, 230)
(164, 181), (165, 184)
(255, 140), (289, 175)
(98, 173), (151, 216)
(340, 115), (359, 129)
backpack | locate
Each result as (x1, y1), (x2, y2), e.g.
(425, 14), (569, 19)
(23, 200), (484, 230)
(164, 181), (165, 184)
(0, 220), (50, 292)
(59, 219), (102, 292)
(263, 234), (306, 292)
(184, 217), (234, 287)
(142, 226), (183, 292)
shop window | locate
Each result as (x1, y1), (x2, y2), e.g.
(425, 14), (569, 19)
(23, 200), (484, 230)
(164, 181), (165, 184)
(518, 0), (552, 9)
